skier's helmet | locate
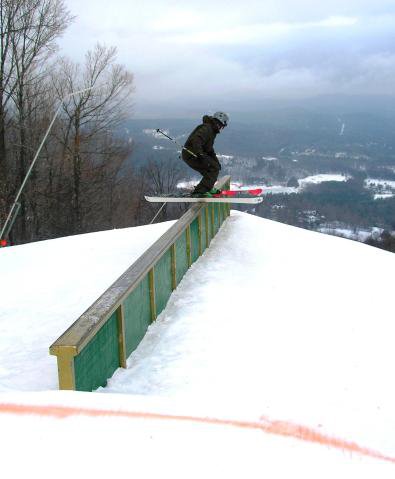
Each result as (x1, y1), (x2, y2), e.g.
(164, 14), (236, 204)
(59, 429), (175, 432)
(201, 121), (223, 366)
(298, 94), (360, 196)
(213, 111), (229, 127)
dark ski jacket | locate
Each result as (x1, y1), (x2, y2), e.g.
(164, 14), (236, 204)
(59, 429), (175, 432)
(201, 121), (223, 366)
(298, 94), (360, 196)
(182, 115), (221, 170)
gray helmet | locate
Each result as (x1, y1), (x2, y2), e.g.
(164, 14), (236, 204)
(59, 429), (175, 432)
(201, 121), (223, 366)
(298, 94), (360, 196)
(213, 111), (229, 127)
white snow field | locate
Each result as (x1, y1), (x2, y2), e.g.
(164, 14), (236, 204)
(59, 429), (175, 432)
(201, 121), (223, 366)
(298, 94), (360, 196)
(298, 173), (349, 187)
(179, 174), (350, 196)
(1, 211), (395, 478)
(365, 178), (395, 200)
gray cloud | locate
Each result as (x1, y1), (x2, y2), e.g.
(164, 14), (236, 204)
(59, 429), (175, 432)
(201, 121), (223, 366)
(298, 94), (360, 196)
(61, 1), (395, 116)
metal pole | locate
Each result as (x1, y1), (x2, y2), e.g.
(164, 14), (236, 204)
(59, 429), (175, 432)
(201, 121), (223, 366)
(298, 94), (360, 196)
(149, 203), (166, 224)
(0, 85), (103, 242)
(155, 128), (198, 158)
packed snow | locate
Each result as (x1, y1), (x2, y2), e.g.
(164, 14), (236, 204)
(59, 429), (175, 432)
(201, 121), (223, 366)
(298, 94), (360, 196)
(0, 222), (174, 391)
(1, 211), (395, 478)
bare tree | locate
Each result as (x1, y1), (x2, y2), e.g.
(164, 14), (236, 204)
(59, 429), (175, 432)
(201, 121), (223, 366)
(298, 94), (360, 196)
(0, 0), (73, 238)
(0, 3), (139, 244)
(0, 0), (24, 185)
(50, 43), (134, 234)
(143, 157), (186, 222)
(145, 157), (183, 196)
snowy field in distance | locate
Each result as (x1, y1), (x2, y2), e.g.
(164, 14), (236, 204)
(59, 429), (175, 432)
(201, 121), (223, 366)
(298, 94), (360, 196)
(241, 173), (349, 194)
(298, 173), (349, 187)
(374, 193), (394, 199)
(1, 212), (395, 477)
(365, 179), (395, 190)
(364, 178), (395, 200)
(178, 174), (349, 195)
(317, 226), (381, 242)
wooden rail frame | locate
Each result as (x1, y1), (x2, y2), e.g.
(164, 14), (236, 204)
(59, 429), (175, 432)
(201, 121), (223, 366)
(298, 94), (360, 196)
(49, 176), (231, 391)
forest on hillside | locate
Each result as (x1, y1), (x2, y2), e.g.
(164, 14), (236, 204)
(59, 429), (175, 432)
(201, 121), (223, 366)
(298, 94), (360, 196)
(0, 0), (169, 246)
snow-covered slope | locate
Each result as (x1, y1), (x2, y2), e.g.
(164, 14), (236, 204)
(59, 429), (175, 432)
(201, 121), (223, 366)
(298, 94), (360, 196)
(1, 212), (395, 477)
(0, 221), (174, 391)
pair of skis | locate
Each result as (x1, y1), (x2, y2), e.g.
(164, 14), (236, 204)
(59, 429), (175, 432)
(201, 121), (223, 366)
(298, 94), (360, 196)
(145, 188), (264, 204)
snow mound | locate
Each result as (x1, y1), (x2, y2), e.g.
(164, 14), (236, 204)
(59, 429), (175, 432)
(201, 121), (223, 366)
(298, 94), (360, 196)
(1, 212), (395, 477)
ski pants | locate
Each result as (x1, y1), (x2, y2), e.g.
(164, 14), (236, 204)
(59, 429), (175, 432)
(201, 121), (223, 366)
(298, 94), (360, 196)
(182, 154), (220, 194)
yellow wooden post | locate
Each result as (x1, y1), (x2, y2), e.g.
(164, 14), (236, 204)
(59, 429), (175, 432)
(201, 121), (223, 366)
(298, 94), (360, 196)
(186, 226), (192, 266)
(171, 243), (177, 290)
(116, 304), (127, 368)
(149, 268), (157, 322)
(211, 204), (215, 236)
(198, 213), (203, 256)
(50, 346), (77, 390)
(205, 206), (210, 245)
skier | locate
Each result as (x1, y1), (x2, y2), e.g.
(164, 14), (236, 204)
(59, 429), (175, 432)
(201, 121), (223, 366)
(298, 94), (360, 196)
(182, 112), (229, 197)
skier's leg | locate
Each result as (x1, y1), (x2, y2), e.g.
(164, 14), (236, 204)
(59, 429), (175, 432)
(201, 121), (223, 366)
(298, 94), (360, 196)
(192, 158), (220, 194)
(182, 154), (220, 194)
(193, 166), (219, 193)
(183, 163), (208, 192)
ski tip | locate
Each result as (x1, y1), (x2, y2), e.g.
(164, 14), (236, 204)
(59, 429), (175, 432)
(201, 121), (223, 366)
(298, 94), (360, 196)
(219, 188), (263, 197)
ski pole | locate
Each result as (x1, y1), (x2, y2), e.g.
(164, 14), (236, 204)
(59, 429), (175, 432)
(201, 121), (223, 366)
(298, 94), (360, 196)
(155, 129), (198, 158)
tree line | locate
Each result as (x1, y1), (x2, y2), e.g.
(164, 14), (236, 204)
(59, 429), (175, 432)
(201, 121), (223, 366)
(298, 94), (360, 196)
(0, 0), (180, 246)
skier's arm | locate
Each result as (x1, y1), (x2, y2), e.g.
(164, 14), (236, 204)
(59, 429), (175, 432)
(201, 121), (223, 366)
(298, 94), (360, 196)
(208, 147), (221, 169)
(208, 147), (219, 162)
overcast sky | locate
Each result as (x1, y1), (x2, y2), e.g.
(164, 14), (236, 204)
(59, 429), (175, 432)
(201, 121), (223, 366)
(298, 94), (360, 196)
(61, 0), (395, 117)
